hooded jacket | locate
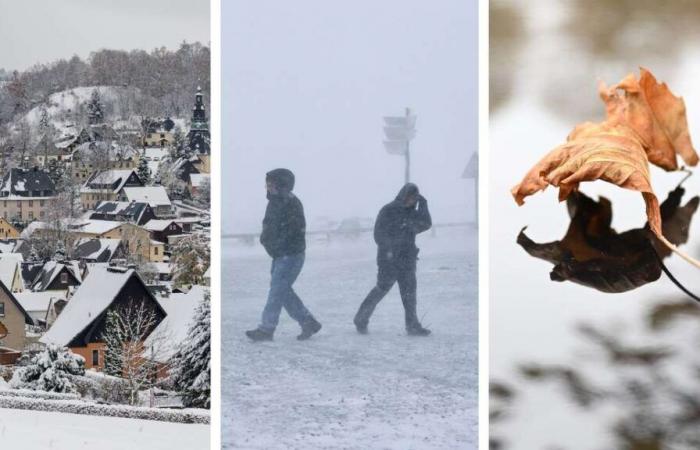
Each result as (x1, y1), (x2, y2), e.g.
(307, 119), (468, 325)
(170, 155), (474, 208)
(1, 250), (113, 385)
(260, 169), (306, 258)
(374, 183), (432, 265)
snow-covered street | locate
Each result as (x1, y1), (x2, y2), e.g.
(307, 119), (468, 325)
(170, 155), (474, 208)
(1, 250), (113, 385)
(222, 226), (478, 449)
(0, 407), (210, 450)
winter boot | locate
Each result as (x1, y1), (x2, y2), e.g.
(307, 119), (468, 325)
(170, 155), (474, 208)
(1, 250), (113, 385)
(406, 324), (431, 337)
(297, 317), (322, 341)
(353, 317), (368, 335)
(245, 328), (273, 342)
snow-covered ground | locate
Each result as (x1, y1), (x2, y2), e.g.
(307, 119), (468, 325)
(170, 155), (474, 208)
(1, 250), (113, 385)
(0, 407), (209, 450)
(222, 226), (478, 449)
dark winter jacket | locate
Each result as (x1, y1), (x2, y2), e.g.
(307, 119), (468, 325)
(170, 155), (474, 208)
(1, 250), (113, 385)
(260, 169), (306, 258)
(374, 183), (432, 266)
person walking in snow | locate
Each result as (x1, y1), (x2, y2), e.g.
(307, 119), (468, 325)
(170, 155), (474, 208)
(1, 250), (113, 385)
(246, 168), (322, 341)
(353, 183), (432, 336)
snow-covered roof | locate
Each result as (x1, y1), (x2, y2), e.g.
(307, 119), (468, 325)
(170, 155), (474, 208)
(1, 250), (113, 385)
(31, 260), (82, 291)
(189, 173), (209, 188)
(143, 219), (178, 232)
(81, 169), (139, 194)
(0, 240), (17, 254)
(0, 253), (23, 291)
(152, 262), (172, 274)
(150, 285), (208, 362)
(14, 291), (65, 313)
(73, 220), (122, 236)
(73, 238), (122, 262)
(0, 168), (56, 197)
(91, 201), (150, 223)
(40, 266), (138, 347)
(121, 186), (171, 208)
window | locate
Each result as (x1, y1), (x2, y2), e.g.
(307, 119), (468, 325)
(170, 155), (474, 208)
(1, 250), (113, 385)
(28, 211), (33, 220)
(40, 211), (45, 218)
(0, 302), (4, 316)
(2, 201), (5, 207)
(154, 247), (158, 255)
(92, 350), (99, 367)
(60, 273), (68, 284)
(39, 200), (44, 207)
(16, 201), (20, 208)
(28, 200), (33, 207)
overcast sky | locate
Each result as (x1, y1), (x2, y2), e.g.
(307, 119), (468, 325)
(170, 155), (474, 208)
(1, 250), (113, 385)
(223, 0), (478, 233)
(0, 0), (210, 71)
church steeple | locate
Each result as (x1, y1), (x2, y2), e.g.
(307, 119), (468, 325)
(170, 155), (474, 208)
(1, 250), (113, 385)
(188, 85), (210, 154)
(191, 86), (207, 130)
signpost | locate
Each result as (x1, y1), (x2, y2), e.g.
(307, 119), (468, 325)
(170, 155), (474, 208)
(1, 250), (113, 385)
(383, 108), (416, 184)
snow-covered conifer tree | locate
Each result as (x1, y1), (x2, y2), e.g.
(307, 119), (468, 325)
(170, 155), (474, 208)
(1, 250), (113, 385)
(10, 345), (85, 393)
(169, 292), (210, 408)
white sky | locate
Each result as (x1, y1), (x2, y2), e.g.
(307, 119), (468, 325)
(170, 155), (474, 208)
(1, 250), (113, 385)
(0, 0), (210, 72)
(222, 0), (478, 233)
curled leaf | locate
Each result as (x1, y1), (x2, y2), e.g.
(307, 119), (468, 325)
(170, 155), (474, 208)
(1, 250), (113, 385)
(599, 68), (699, 170)
(511, 122), (663, 235)
(513, 69), (700, 269)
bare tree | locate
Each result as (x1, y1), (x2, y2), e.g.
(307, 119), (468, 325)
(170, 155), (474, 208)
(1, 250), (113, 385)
(102, 299), (168, 405)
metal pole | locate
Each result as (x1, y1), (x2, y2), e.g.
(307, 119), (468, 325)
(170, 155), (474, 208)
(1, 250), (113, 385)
(405, 141), (410, 184)
(405, 107), (411, 184)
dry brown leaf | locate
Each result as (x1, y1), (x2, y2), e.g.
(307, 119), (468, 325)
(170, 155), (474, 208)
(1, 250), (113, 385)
(599, 68), (699, 170)
(511, 122), (663, 235)
(513, 69), (700, 270)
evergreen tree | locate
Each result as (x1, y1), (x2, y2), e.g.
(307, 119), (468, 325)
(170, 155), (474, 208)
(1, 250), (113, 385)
(10, 345), (85, 393)
(137, 155), (152, 184)
(39, 106), (50, 133)
(87, 89), (104, 124)
(169, 292), (210, 408)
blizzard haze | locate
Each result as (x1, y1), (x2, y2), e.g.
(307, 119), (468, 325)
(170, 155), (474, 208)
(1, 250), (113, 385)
(0, 0), (210, 71)
(223, 0), (477, 233)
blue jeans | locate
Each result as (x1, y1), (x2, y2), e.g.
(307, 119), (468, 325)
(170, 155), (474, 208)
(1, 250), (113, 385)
(260, 252), (312, 332)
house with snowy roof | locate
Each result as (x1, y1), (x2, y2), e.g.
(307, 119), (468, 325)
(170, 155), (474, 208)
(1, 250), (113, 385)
(66, 220), (164, 263)
(40, 265), (167, 371)
(143, 219), (183, 244)
(89, 201), (155, 225)
(34, 135), (71, 166)
(142, 117), (175, 147)
(0, 167), (57, 224)
(14, 291), (66, 328)
(73, 238), (126, 263)
(189, 173), (209, 198)
(80, 169), (143, 210)
(0, 253), (25, 293)
(119, 186), (172, 217)
(29, 260), (82, 292)
(0, 280), (33, 351)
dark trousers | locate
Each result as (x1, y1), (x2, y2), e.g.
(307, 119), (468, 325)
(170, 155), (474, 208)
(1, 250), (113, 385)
(354, 258), (420, 329)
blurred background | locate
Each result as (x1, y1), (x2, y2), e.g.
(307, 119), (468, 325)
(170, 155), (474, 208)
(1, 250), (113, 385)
(490, 1), (700, 449)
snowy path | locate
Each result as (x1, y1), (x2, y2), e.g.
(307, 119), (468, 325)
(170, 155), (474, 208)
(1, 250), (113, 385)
(222, 227), (478, 449)
(0, 407), (210, 450)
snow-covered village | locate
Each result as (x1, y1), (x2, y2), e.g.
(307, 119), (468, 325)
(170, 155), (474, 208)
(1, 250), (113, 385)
(0, 41), (211, 448)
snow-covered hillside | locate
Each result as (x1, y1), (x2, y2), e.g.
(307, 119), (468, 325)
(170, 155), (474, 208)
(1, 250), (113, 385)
(25, 86), (139, 123)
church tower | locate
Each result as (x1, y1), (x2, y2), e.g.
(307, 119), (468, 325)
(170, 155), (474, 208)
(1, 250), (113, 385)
(188, 86), (210, 155)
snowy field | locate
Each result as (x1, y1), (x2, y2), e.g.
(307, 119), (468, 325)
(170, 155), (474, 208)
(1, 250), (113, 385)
(0, 407), (210, 450)
(222, 226), (478, 449)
